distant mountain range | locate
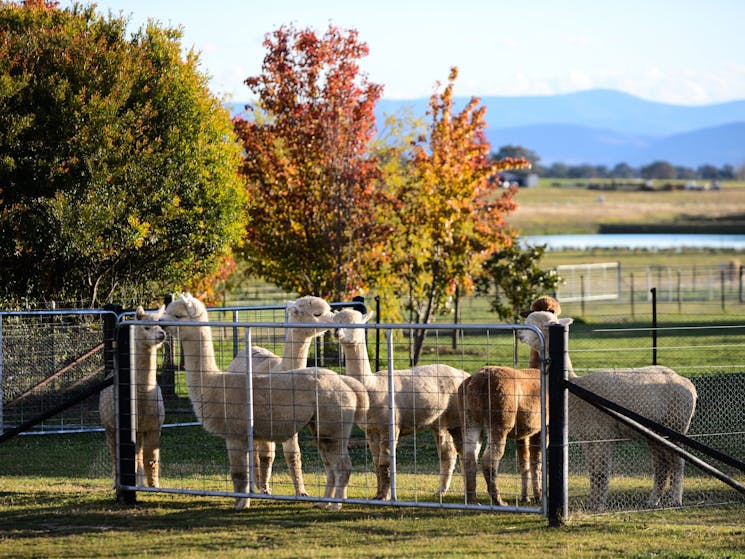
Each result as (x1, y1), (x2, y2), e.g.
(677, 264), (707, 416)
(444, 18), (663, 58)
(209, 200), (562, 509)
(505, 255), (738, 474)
(231, 89), (745, 167)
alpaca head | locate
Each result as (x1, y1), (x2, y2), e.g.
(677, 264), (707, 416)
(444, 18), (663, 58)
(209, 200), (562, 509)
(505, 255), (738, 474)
(517, 310), (573, 352)
(134, 305), (167, 348)
(332, 308), (374, 346)
(520, 295), (561, 318)
(160, 293), (208, 333)
(286, 296), (335, 338)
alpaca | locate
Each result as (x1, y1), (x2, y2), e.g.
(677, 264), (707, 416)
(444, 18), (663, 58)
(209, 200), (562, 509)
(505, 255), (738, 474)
(520, 294), (561, 318)
(457, 365), (544, 506)
(227, 296), (335, 497)
(333, 308), (467, 501)
(519, 310), (698, 510)
(161, 293), (368, 510)
(445, 294), (561, 506)
(99, 306), (167, 487)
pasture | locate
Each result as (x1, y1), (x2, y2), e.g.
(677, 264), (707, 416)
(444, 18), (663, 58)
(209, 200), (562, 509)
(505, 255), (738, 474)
(507, 179), (745, 235)
(1, 302), (744, 558)
(2, 181), (745, 557)
(1, 445), (744, 559)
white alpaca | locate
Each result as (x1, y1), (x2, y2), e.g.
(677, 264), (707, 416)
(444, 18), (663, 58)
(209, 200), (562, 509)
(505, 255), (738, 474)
(227, 296), (335, 497)
(99, 306), (167, 487)
(333, 308), (467, 500)
(161, 293), (368, 510)
(519, 310), (698, 510)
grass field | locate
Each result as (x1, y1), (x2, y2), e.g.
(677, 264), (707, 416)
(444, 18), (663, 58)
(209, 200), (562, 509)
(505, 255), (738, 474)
(2, 180), (745, 557)
(507, 179), (745, 235)
(1, 430), (744, 559)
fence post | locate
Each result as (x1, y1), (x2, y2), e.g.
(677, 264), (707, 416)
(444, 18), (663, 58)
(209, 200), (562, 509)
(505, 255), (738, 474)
(739, 265), (743, 304)
(115, 318), (137, 505)
(630, 272), (635, 319)
(651, 287), (657, 366)
(547, 322), (569, 526)
(374, 295), (381, 372)
(0, 317), (4, 435)
(721, 270), (726, 311)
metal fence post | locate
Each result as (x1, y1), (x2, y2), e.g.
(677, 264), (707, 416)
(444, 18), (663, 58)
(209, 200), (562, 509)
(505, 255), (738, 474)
(651, 287), (658, 366)
(547, 322), (568, 526)
(115, 318), (137, 505)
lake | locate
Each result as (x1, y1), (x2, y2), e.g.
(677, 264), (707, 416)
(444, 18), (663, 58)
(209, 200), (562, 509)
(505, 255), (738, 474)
(523, 233), (745, 251)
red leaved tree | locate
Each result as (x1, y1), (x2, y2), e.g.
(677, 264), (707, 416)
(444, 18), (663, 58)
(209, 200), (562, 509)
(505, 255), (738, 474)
(234, 24), (384, 300)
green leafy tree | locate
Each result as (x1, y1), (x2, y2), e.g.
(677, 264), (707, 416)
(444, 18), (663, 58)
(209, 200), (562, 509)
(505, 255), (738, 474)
(640, 160), (676, 180)
(476, 240), (561, 323)
(234, 24), (384, 300)
(0, 1), (247, 307)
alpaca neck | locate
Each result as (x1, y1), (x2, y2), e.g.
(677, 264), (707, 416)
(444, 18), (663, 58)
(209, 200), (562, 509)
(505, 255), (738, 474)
(278, 330), (314, 370)
(133, 346), (159, 392)
(530, 347), (577, 378)
(340, 340), (373, 382)
(179, 323), (221, 386)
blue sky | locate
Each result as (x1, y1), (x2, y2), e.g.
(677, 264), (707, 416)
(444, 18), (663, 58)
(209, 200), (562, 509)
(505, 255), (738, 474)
(67, 0), (745, 106)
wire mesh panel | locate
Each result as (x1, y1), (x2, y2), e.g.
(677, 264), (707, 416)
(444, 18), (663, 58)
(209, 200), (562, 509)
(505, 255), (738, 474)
(139, 297), (548, 513)
(563, 321), (745, 514)
(0, 309), (116, 436)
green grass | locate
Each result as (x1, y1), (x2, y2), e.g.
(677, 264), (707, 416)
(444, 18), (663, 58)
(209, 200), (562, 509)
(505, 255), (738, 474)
(1, 474), (744, 559)
(4, 181), (745, 557)
(509, 179), (745, 235)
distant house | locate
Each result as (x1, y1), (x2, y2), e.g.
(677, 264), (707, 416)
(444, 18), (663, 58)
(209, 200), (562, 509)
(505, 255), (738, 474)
(500, 172), (539, 187)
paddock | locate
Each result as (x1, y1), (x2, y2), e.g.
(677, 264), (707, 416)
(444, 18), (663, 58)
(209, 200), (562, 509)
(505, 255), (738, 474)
(1, 303), (743, 521)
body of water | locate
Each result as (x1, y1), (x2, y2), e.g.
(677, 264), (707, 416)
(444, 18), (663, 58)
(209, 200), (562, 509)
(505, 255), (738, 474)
(524, 234), (745, 250)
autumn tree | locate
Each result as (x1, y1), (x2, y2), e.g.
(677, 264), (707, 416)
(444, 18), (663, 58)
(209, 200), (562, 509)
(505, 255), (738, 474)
(0, 1), (247, 307)
(234, 24), (384, 300)
(377, 67), (528, 364)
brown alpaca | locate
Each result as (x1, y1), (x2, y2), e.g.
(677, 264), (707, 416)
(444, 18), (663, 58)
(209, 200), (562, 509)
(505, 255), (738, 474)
(458, 365), (544, 506)
(520, 294), (561, 318)
(99, 306), (167, 487)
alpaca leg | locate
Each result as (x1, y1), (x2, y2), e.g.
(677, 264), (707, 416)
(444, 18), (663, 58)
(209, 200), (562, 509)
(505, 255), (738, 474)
(462, 424), (483, 504)
(226, 437), (250, 510)
(317, 439), (352, 511)
(584, 442), (612, 511)
(376, 429), (398, 500)
(647, 444), (668, 507)
(105, 428), (117, 488)
(142, 430), (161, 488)
(282, 434), (308, 496)
(315, 443), (335, 509)
(482, 430), (508, 506)
(255, 440), (275, 494)
(528, 432), (543, 503)
(669, 452), (686, 507)
(135, 432), (146, 487)
(516, 437), (531, 503)
(364, 432), (384, 499)
(433, 428), (457, 497)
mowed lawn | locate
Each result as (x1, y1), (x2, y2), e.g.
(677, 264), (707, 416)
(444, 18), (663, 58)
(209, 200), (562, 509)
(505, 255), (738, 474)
(1, 474), (744, 559)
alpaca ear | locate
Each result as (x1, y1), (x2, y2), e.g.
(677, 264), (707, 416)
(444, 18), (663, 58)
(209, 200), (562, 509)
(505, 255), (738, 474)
(135, 306), (145, 319)
(152, 305), (165, 320)
(361, 311), (374, 324)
